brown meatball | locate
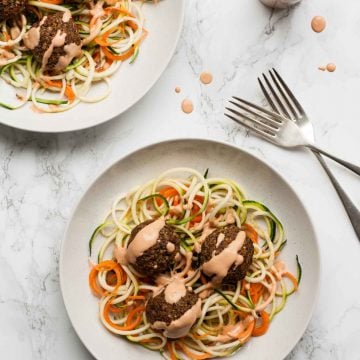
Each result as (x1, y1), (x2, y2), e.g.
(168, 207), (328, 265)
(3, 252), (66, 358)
(146, 286), (198, 326)
(0, 0), (26, 21)
(128, 220), (180, 277)
(24, 12), (81, 72)
(199, 225), (254, 285)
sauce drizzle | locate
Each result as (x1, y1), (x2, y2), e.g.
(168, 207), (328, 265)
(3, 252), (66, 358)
(200, 71), (213, 85)
(311, 16), (326, 33)
(181, 99), (194, 114)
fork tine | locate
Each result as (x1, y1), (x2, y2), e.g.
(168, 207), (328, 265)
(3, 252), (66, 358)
(258, 77), (281, 115)
(228, 100), (280, 129)
(272, 68), (305, 116)
(262, 73), (290, 118)
(224, 112), (276, 140)
(269, 69), (297, 119)
(231, 96), (283, 123)
(225, 107), (277, 135)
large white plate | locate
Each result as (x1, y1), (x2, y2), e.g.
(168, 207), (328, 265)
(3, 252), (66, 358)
(0, 1), (184, 133)
(60, 139), (320, 360)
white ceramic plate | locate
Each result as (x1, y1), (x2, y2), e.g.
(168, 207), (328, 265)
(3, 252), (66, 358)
(0, 1), (184, 133)
(60, 139), (320, 360)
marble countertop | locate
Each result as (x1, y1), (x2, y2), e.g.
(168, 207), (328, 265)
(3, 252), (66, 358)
(1, 0), (359, 359)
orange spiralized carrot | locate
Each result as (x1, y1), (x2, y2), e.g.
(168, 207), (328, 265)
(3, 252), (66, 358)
(242, 223), (258, 244)
(101, 45), (135, 62)
(177, 343), (210, 360)
(45, 80), (75, 103)
(125, 306), (145, 327)
(139, 338), (157, 344)
(249, 282), (263, 304)
(252, 311), (270, 337)
(108, 304), (126, 313)
(41, 0), (63, 4)
(192, 332), (208, 340)
(166, 341), (177, 360)
(155, 187), (179, 206)
(283, 271), (298, 291)
(127, 295), (145, 300)
(89, 260), (126, 297)
(100, 27), (148, 62)
(103, 301), (144, 331)
(104, 6), (136, 18)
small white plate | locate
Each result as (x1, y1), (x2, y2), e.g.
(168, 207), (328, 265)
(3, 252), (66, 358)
(60, 139), (320, 360)
(0, 1), (184, 133)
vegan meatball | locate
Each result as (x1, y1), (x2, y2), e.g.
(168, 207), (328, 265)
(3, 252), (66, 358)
(0, 0), (26, 22)
(146, 279), (201, 338)
(126, 218), (180, 277)
(199, 225), (254, 285)
(23, 12), (82, 72)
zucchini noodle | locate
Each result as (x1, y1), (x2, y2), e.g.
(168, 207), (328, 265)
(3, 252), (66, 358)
(0, 0), (150, 112)
(88, 168), (302, 359)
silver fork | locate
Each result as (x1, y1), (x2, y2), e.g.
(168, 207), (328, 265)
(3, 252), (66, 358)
(226, 98), (360, 175)
(225, 69), (360, 240)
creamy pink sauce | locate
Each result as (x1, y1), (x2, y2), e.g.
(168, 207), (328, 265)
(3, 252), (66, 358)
(62, 11), (72, 23)
(200, 71), (213, 85)
(183, 202), (193, 210)
(90, 0), (105, 18)
(215, 233), (225, 248)
(10, 26), (20, 40)
(326, 63), (336, 72)
(175, 86), (181, 93)
(24, 16), (47, 50)
(42, 30), (67, 70)
(164, 279), (186, 304)
(114, 246), (128, 265)
(23, 27), (41, 50)
(166, 242), (175, 253)
(82, 1), (105, 45)
(271, 260), (287, 280)
(218, 316), (254, 342)
(0, 49), (15, 66)
(311, 16), (326, 33)
(126, 218), (165, 264)
(153, 298), (202, 338)
(54, 42), (82, 71)
(194, 223), (216, 253)
(181, 99), (194, 114)
(170, 204), (183, 216)
(202, 231), (246, 285)
(198, 284), (213, 299)
(225, 210), (236, 224)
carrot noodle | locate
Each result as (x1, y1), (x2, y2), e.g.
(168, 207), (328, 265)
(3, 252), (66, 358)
(88, 168), (299, 358)
(0, 0), (150, 112)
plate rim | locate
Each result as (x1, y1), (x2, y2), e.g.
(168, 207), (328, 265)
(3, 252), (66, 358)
(0, 1), (185, 133)
(59, 137), (321, 360)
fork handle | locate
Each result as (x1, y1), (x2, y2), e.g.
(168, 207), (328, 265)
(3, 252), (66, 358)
(313, 151), (360, 240)
(307, 144), (360, 176)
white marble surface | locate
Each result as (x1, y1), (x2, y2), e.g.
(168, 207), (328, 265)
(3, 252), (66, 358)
(1, 0), (360, 359)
